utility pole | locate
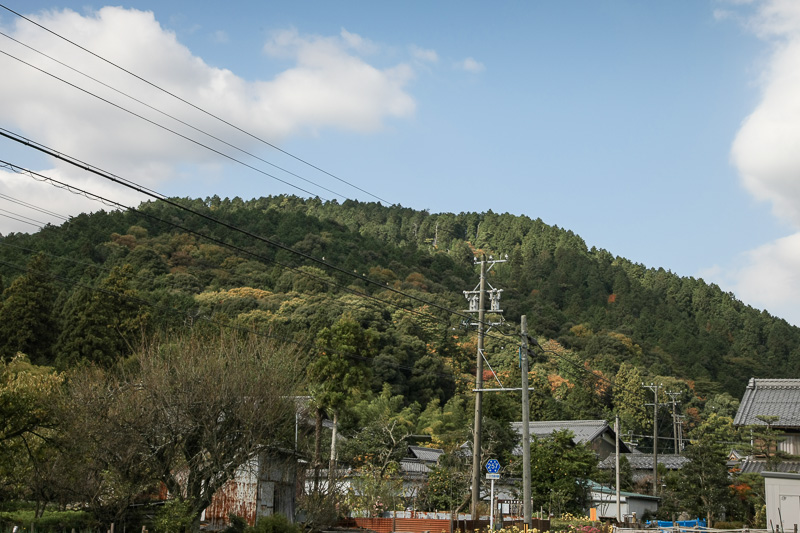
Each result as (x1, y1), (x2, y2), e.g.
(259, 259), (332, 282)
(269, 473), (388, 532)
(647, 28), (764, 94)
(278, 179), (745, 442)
(520, 316), (532, 527)
(464, 255), (505, 520)
(643, 383), (660, 495)
(666, 391), (681, 454)
(615, 415), (621, 522)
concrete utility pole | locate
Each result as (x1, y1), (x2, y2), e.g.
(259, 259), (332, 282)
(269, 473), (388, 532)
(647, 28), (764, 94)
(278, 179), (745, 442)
(643, 383), (660, 495)
(615, 415), (621, 522)
(470, 257), (486, 520)
(464, 255), (506, 520)
(520, 316), (532, 527)
(666, 391), (681, 454)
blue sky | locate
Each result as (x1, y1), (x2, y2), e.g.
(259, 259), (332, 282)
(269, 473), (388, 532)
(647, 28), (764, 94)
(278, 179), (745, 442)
(1, 1), (800, 326)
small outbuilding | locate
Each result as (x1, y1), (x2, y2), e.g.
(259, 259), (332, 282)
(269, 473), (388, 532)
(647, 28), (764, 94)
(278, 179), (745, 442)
(588, 481), (659, 521)
(762, 471), (800, 532)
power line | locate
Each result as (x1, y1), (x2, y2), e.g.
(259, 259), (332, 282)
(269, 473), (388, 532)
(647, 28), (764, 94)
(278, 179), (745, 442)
(0, 192), (68, 220)
(2, 152), (616, 394)
(0, 254), (473, 387)
(0, 3), (391, 205)
(0, 210), (43, 228)
(0, 134), (501, 335)
(0, 156), (466, 332)
(0, 29), (349, 201)
(0, 5), (622, 393)
(1, 168), (616, 395)
(0, 48), (325, 199)
(3, 158), (597, 394)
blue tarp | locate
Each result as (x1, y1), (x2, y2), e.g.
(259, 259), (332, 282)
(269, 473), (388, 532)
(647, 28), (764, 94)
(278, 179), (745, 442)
(646, 518), (707, 530)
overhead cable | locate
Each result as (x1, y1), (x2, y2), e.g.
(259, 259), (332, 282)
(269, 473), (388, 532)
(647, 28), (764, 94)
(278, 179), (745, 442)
(0, 3), (391, 205)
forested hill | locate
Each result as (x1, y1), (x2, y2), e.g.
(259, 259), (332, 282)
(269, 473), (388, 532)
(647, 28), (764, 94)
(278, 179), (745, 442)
(1, 194), (798, 404)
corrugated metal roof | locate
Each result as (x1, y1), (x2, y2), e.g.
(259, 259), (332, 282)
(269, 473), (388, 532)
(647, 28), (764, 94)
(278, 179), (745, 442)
(734, 378), (800, 428)
(598, 453), (690, 470)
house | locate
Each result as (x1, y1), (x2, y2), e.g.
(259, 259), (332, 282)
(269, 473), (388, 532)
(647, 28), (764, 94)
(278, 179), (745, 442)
(597, 452), (690, 485)
(734, 378), (800, 455)
(511, 420), (630, 460)
(732, 458), (800, 475)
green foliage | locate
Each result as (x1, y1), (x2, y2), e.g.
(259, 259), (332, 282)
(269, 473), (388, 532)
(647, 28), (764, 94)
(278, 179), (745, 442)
(247, 514), (301, 533)
(342, 384), (418, 472)
(154, 499), (195, 533)
(222, 514), (248, 533)
(0, 509), (96, 532)
(3, 194), (800, 523)
(612, 363), (649, 435)
(675, 439), (734, 526)
(309, 315), (377, 413)
(521, 430), (598, 515)
(0, 253), (58, 364)
(418, 462), (469, 512)
(55, 265), (148, 368)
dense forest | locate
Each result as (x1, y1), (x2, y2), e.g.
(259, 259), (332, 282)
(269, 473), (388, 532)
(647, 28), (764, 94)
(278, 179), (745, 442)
(1, 194), (798, 524)
(2, 195), (796, 395)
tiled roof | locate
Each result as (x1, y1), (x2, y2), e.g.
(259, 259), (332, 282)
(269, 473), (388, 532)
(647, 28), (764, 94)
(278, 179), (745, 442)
(510, 420), (610, 445)
(408, 446), (444, 463)
(510, 419), (630, 455)
(733, 378), (800, 428)
(598, 453), (690, 471)
(735, 459), (800, 474)
(400, 459), (433, 475)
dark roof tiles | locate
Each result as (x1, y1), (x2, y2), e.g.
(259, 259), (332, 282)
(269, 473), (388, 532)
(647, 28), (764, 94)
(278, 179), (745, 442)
(598, 453), (690, 470)
(734, 378), (800, 428)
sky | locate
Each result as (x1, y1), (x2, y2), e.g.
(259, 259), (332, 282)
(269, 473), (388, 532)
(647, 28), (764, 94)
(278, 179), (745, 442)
(0, 1), (799, 326)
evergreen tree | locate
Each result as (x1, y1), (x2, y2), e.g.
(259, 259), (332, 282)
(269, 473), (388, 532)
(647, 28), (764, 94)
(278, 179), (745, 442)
(676, 439), (733, 526)
(0, 253), (58, 364)
(613, 363), (650, 436)
(55, 265), (147, 368)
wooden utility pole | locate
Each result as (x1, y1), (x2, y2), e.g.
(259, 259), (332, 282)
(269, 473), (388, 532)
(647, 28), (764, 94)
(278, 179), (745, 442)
(520, 316), (532, 527)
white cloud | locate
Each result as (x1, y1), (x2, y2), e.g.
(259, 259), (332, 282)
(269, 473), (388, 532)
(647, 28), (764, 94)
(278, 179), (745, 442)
(0, 8), (417, 233)
(455, 57), (485, 73)
(726, 0), (800, 325)
(211, 30), (228, 44)
(727, 233), (800, 326)
(262, 28), (415, 134)
(339, 28), (379, 55)
(410, 45), (438, 63)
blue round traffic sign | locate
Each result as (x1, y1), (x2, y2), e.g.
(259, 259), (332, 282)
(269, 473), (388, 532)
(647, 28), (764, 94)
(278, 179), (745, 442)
(486, 459), (501, 473)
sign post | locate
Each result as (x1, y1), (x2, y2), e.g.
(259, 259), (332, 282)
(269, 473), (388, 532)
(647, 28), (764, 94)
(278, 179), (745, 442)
(486, 459), (501, 530)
